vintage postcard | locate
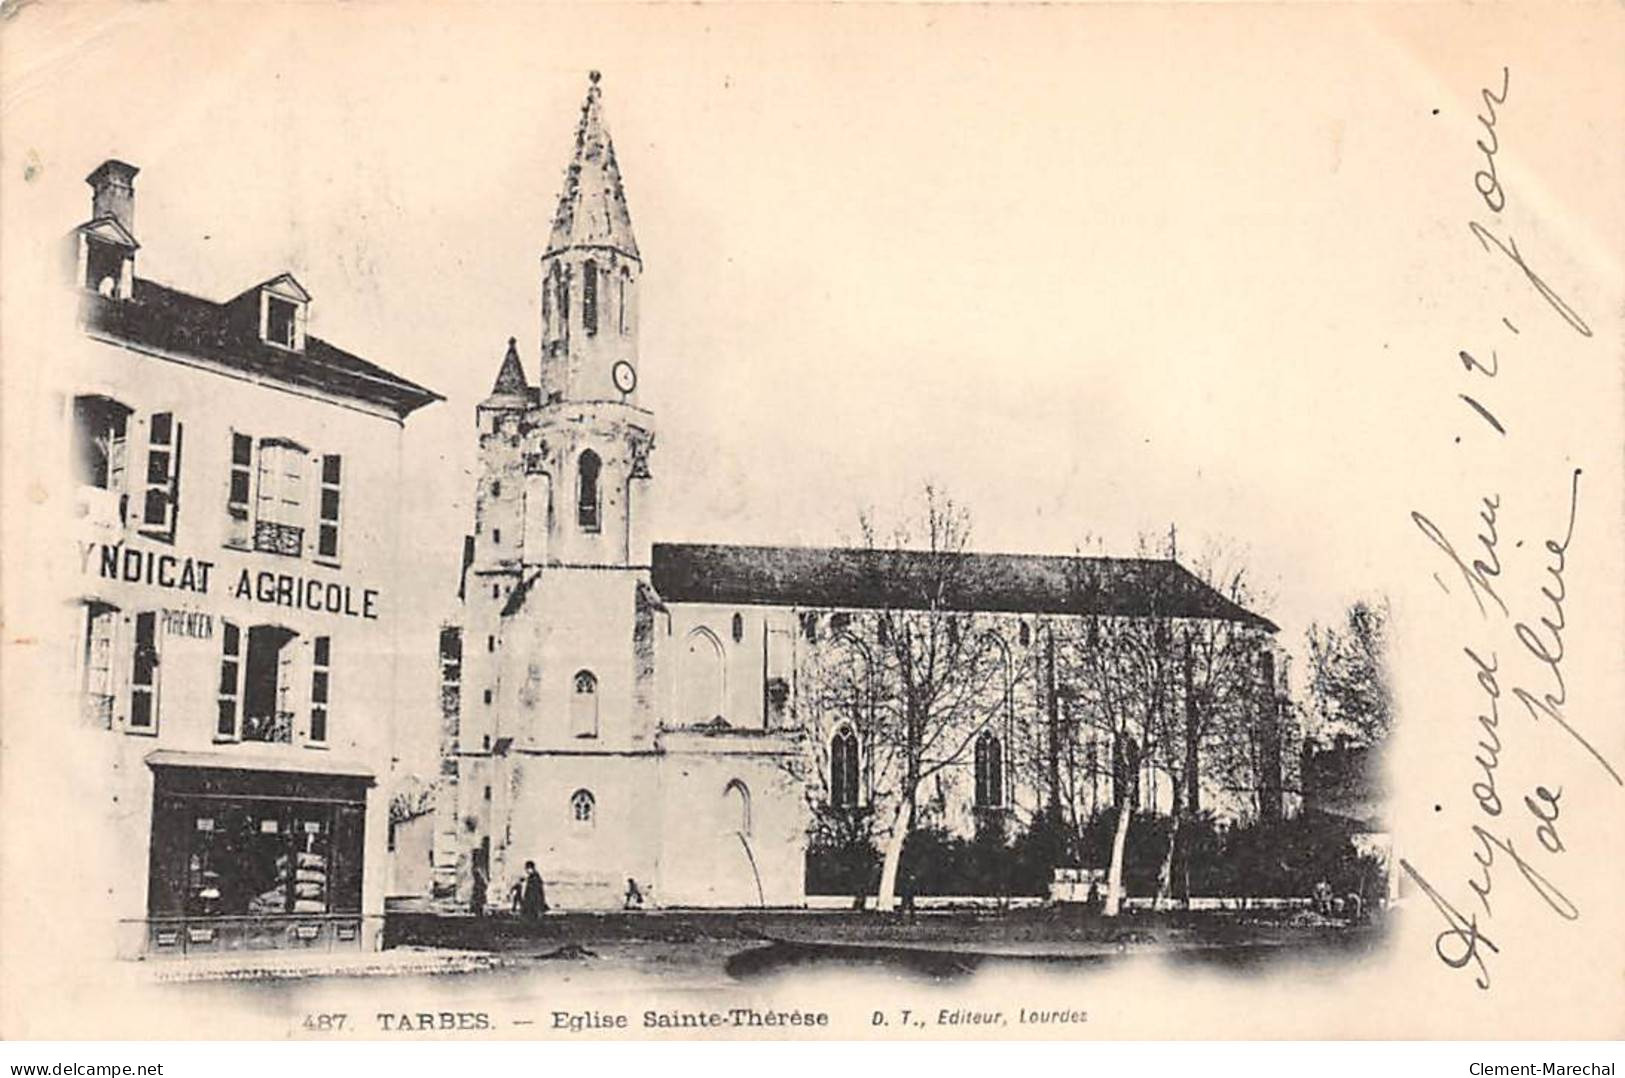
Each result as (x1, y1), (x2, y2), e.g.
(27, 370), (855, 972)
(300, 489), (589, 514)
(1, 1), (1620, 1044)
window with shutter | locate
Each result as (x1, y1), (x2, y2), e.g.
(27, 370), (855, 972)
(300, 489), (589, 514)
(224, 432), (253, 549)
(217, 621), (242, 740)
(316, 454), (342, 563)
(138, 412), (182, 542)
(81, 601), (118, 728)
(310, 635), (330, 744)
(254, 439), (306, 556)
(129, 610), (160, 732)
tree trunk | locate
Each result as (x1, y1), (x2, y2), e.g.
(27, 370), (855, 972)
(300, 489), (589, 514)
(1102, 799), (1132, 917)
(1154, 810), (1182, 910)
(875, 797), (911, 913)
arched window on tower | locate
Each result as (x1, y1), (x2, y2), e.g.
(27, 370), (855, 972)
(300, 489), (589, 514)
(570, 669), (599, 738)
(577, 450), (601, 532)
(570, 789), (595, 829)
(582, 259), (598, 337)
(830, 725), (860, 809)
(618, 267), (631, 335)
(974, 731), (1004, 809)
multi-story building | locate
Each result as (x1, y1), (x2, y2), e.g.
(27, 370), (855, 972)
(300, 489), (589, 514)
(61, 159), (440, 955)
(436, 76), (1286, 911)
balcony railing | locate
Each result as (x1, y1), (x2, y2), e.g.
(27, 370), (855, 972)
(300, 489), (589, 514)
(254, 521), (304, 557)
(242, 710), (294, 744)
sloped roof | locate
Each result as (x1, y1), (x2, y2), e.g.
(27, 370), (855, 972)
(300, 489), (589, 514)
(80, 277), (441, 419)
(650, 542), (1277, 629)
(545, 72), (639, 261)
(76, 215), (139, 249)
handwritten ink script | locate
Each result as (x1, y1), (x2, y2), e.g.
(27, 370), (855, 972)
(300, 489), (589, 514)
(1402, 67), (1617, 992)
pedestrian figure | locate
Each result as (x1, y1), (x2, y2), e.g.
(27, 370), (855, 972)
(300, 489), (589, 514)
(623, 877), (645, 910)
(521, 860), (548, 920)
(1313, 879), (1333, 917)
(470, 862), (489, 918)
(508, 877), (524, 915)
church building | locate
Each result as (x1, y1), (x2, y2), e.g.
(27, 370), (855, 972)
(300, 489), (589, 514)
(437, 76), (1284, 910)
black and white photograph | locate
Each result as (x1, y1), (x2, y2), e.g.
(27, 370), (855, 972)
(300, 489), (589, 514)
(1, 0), (1621, 1052)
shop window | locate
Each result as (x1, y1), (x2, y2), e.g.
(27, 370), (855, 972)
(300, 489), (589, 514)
(309, 635), (331, 744)
(167, 797), (360, 918)
(570, 789), (595, 829)
(242, 625), (298, 743)
(217, 620), (242, 739)
(80, 600), (118, 728)
(582, 259), (598, 337)
(577, 450), (601, 532)
(830, 725), (859, 808)
(129, 610), (160, 732)
(975, 731), (1004, 809)
(570, 669), (599, 738)
(254, 438), (306, 557)
(138, 411), (182, 543)
(71, 395), (131, 498)
(316, 454), (342, 563)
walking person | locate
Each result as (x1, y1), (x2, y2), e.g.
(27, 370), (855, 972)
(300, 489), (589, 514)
(470, 861), (489, 918)
(521, 860), (549, 920)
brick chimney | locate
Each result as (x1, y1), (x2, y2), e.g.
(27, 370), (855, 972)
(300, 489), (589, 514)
(86, 160), (139, 237)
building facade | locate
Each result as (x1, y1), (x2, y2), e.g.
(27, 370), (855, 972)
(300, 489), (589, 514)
(60, 160), (440, 955)
(436, 77), (1288, 911)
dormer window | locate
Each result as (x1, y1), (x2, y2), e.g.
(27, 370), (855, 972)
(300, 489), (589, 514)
(267, 296), (297, 348)
(84, 239), (126, 296)
(255, 274), (311, 352)
(73, 220), (137, 301)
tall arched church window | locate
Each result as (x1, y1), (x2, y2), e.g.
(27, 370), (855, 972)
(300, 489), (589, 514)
(974, 731), (1004, 809)
(679, 628), (724, 723)
(577, 450), (601, 532)
(571, 669), (599, 738)
(830, 725), (860, 808)
(724, 779), (752, 837)
(570, 789), (595, 829)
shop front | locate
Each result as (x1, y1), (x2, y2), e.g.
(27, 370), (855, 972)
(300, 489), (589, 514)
(142, 753), (374, 956)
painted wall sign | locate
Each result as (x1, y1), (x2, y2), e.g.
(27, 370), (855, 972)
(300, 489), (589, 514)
(161, 609), (214, 639)
(77, 540), (380, 620)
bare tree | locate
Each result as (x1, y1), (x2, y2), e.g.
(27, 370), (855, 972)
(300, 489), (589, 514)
(799, 485), (1010, 913)
(1305, 597), (1393, 747)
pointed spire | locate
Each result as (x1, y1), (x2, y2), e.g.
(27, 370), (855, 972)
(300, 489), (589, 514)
(490, 336), (529, 396)
(546, 71), (639, 261)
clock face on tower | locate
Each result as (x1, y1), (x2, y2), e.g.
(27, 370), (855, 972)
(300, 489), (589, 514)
(611, 360), (637, 395)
